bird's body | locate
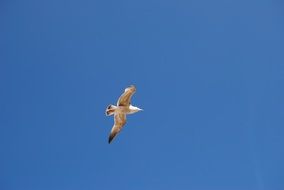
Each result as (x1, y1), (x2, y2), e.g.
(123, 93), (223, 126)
(106, 85), (142, 143)
(116, 105), (141, 114)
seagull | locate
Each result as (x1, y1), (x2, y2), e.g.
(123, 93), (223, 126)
(105, 85), (142, 143)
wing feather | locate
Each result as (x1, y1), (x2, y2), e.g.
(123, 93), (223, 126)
(108, 113), (126, 143)
(117, 85), (136, 106)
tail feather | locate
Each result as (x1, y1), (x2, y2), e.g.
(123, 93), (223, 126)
(105, 105), (116, 116)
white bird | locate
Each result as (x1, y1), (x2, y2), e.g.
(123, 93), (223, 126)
(105, 85), (142, 143)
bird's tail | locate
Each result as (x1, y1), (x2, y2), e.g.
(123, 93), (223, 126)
(105, 105), (117, 116)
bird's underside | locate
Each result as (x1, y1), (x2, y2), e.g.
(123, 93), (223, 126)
(106, 85), (141, 143)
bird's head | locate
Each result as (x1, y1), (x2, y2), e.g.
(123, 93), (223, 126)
(130, 105), (143, 113)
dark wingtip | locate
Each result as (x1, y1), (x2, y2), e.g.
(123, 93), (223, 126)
(108, 134), (115, 144)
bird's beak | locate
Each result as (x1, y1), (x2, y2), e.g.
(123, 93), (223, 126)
(139, 108), (143, 111)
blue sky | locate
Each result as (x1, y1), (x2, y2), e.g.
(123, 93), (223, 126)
(1, 0), (284, 189)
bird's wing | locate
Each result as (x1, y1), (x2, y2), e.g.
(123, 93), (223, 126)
(108, 113), (126, 143)
(117, 85), (136, 106)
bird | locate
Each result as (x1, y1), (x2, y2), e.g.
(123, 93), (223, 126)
(105, 85), (142, 143)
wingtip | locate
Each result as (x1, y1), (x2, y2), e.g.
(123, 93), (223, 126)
(108, 134), (115, 144)
(128, 85), (136, 90)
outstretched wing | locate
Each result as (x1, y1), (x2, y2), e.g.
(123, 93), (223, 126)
(117, 85), (136, 106)
(108, 113), (126, 143)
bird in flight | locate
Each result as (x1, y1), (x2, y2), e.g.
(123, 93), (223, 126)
(105, 85), (142, 143)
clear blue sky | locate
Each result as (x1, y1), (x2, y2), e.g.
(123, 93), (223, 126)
(1, 0), (284, 189)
